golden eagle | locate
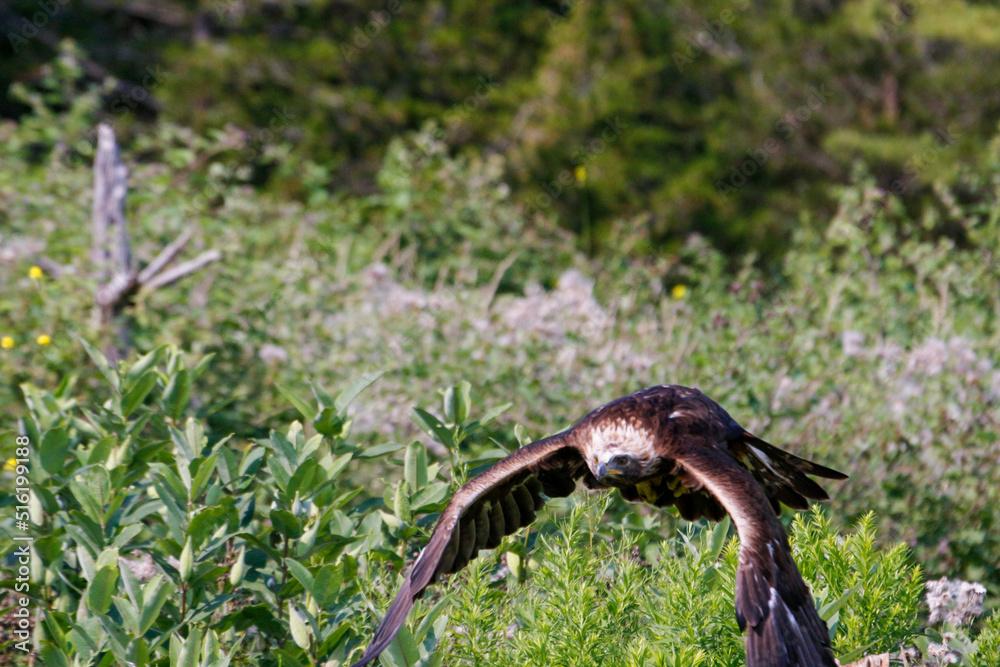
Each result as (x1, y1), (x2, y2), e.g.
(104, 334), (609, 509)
(351, 385), (846, 667)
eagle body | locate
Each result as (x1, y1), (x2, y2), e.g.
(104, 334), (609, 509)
(350, 385), (846, 667)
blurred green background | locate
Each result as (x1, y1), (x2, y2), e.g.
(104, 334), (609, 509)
(4, 0), (1000, 256)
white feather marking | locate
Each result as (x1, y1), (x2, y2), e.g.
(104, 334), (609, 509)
(768, 586), (780, 611)
(768, 585), (801, 632)
(751, 445), (773, 469)
(587, 419), (657, 467)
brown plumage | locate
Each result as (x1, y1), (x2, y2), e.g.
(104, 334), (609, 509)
(350, 385), (847, 667)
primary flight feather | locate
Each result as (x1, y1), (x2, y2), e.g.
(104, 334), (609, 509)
(350, 385), (847, 667)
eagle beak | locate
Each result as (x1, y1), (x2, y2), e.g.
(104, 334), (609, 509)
(596, 454), (640, 483)
(596, 460), (622, 480)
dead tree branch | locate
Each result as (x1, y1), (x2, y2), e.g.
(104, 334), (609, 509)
(143, 250), (222, 291)
(91, 124), (131, 282)
(137, 227), (194, 284)
(89, 124), (221, 358)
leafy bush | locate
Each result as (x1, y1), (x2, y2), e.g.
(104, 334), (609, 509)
(969, 612), (1000, 667)
(435, 508), (923, 667)
(6, 347), (395, 666)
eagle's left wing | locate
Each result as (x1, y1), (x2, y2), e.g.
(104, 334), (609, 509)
(349, 430), (586, 667)
(676, 440), (838, 667)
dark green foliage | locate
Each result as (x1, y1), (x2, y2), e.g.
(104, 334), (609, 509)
(3, 349), (414, 666)
(6, 2), (1000, 252)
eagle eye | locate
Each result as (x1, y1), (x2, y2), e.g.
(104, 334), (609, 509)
(611, 454), (631, 467)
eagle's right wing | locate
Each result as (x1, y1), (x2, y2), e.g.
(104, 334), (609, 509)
(349, 429), (586, 667)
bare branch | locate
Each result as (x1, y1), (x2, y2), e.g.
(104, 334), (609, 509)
(36, 256), (67, 279)
(143, 250), (222, 291)
(86, 123), (219, 359)
(137, 227), (195, 285)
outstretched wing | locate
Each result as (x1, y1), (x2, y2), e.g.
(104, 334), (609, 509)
(349, 430), (586, 667)
(678, 441), (838, 667)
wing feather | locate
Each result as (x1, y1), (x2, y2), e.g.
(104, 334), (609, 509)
(349, 430), (585, 667)
(473, 504), (490, 551)
(511, 484), (537, 524)
(486, 499), (505, 548)
(432, 526), (459, 581)
(453, 514), (477, 572)
(729, 432), (847, 515)
(499, 492), (522, 532)
(524, 477), (546, 509)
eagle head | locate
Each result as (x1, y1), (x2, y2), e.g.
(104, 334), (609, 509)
(585, 418), (659, 487)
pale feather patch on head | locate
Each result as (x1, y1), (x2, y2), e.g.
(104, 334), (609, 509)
(586, 418), (657, 471)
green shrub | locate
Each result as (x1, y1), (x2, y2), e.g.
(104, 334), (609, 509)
(431, 507), (924, 667)
(969, 612), (1000, 667)
(4, 347), (396, 666)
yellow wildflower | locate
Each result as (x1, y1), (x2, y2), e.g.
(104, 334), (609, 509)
(3, 458), (18, 471)
(574, 165), (587, 183)
(29, 266), (43, 280)
(36, 334), (52, 346)
(672, 284), (688, 299)
(1, 336), (13, 349)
